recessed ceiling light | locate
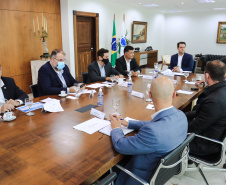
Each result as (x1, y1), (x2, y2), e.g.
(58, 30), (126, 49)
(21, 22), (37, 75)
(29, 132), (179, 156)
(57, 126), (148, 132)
(181, 2), (184, 4)
(169, 10), (181, 13)
(139, 3), (141, 5)
(196, 0), (215, 3)
(213, 8), (226, 10)
(142, 4), (159, 7)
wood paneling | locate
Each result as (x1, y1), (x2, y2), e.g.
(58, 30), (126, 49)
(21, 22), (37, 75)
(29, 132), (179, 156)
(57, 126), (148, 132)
(0, 0), (62, 93)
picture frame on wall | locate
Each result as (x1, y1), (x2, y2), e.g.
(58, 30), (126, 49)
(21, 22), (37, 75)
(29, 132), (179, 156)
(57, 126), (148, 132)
(131, 21), (147, 43)
(217, 21), (226, 43)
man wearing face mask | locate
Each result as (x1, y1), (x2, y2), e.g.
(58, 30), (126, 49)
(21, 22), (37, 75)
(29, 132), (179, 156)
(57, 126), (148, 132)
(38, 49), (82, 96)
(186, 60), (226, 155)
(87, 48), (123, 83)
(0, 64), (28, 113)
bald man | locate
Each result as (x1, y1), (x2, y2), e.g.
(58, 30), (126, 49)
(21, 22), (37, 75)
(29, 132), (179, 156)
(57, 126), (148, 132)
(109, 77), (188, 185)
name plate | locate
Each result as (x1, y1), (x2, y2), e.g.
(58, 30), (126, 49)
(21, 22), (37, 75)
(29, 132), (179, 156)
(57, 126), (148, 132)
(90, 108), (105, 119)
(118, 82), (128, 87)
(142, 75), (154, 79)
(146, 104), (155, 110)
(131, 91), (144, 98)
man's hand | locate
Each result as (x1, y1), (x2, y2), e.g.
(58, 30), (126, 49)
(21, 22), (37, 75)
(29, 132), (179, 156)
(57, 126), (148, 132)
(195, 79), (205, 88)
(69, 86), (76, 93)
(109, 114), (121, 129)
(7, 99), (20, 106)
(78, 83), (85, 90)
(172, 67), (180, 72)
(132, 71), (138, 77)
(1, 103), (15, 113)
(119, 74), (124, 78)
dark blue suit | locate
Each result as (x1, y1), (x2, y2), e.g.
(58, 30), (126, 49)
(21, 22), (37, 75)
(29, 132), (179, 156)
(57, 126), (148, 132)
(38, 62), (79, 96)
(170, 53), (194, 72)
(110, 107), (188, 185)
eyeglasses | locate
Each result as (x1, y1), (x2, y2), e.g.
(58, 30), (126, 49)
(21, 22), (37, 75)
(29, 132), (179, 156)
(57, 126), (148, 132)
(54, 58), (66, 62)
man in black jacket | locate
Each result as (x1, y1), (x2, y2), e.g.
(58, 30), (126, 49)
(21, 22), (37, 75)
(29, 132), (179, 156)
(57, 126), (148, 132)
(87, 48), (123, 83)
(0, 65), (28, 113)
(186, 60), (226, 155)
(115, 46), (141, 76)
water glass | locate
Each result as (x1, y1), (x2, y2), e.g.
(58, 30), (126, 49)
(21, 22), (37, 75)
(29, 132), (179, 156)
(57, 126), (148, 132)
(112, 98), (120, 115)
(25, 98), (35, 116)
(183, 72), (189, 82)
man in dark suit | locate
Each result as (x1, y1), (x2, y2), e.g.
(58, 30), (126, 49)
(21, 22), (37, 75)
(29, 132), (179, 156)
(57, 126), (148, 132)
(109, 76), (188, 185)
(87, 48), (123, 83)
(115, 46), (141, 76)
(186, 60), (226, 155)
(0, 65), (28, 113)
(169, 41), (194, 72)
(38, 49), (82, 96)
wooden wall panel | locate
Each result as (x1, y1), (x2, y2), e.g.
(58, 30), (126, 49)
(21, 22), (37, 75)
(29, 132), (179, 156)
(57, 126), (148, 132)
(0, 0), (62, 94)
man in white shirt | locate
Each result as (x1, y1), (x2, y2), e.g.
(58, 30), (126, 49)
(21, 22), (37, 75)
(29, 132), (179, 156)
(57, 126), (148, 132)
(169, 42), (194, 72)
(0, 65), (28, 113)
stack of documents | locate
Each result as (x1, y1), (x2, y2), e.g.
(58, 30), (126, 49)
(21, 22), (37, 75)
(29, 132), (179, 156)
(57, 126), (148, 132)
(43, 99), (64, 112)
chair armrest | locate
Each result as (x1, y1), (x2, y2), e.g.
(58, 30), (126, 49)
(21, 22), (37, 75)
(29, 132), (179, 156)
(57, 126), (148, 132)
(115, 164), (149, 185)
(96, 172), (117, 185)
(193, 134), (224, 147)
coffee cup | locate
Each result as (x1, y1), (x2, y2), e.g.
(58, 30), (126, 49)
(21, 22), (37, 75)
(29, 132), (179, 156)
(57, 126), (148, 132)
(60, 90), (66, 95)
(196, 76), (202, 81)
(3, 112), (14, 120)
(118, 78), (124, 83)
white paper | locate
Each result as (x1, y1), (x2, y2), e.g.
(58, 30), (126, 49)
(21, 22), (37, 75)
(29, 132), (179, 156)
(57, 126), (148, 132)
(90, 108), (105, 120)
(43, 99), (64, 112)
(131, 91), (144, 98)
(69, 89), (97, 95)
(118, 82), (128, 87)
(185, 81), (196, 85)
(176, 90), (194, 95)
(40, 97), (56, 103)
(142, 75), (154, 79)
(73, 117), (110, 134)
(148, 71), (154, 74)
(161, 69), (174, 76)
(86, 83), (105, 88)
(146, 104), (155, 110)
(138, 74), (143, 77)
(147, 83), (151, 88)
(173, 72), (184, 76)
(99, 117), (136, 136)
(66, 96), (76, 100)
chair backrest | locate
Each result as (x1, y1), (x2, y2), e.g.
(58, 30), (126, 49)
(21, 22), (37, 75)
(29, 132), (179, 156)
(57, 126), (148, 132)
(81, 72), (88, 84)
(192, 60), (198, 73)
(30, 84), (39, 98)
(149, 133), (195, 185)
(162, 55), (171, 64)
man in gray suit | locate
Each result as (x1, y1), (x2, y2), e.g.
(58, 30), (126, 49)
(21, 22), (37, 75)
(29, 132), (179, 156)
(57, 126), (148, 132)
(109, 76), (188, 185)
(87, 48), (123, 83)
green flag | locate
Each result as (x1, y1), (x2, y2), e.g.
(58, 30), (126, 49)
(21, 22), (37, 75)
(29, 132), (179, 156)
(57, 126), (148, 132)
(111, 18), (117, 67)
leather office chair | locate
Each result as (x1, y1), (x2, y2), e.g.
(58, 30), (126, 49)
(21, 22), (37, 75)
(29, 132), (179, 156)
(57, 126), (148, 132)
(185, 133), (226, 185)
(161, 55), (171, 70)
(29, 84), (39, 98)
(82, 72), (89, 84)
(107, 133), (195, 185)
(192, 60), (198, 73)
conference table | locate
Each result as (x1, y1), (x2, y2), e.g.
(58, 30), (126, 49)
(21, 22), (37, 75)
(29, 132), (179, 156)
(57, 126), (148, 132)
(0, 69), (203, 185)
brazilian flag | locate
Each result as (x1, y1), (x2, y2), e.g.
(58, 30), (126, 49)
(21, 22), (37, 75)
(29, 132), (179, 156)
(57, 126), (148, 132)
(111, 18), (117, 67)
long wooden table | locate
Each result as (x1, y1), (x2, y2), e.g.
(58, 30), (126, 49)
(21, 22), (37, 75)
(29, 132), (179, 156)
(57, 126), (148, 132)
(0, 69), (203, 185)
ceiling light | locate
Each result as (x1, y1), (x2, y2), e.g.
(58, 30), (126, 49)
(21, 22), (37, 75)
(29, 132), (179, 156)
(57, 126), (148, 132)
(143, 4), (159, 7)
(169, 10), (181, 13)
(181, 2), (184, 4)
(139, 3), (141, 5)
(196, 0), (215, 3)
(213, 8), (226, 10)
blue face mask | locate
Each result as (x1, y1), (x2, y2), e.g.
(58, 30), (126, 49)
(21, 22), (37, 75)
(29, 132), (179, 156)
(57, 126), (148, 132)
(55, 62), (65, 70)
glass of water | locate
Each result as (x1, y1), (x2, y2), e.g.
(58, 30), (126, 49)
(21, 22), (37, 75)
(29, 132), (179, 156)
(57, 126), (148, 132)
(25, 98), (35, 116)
(112, 98), (120, 115)
(183, 71), (190, 82)
(74, 84), (80, 99)
(110, 75), (115, 85)
(154, 62), (158, 71)
(146, 84), (152, 102)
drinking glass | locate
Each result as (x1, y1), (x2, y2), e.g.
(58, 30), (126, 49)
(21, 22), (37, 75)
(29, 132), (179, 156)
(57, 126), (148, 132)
(127, 71), (133, 81)
(25, 98), (35, 116)
(154, 62), (158, 71)
(110, 75), (115, 85)
(112, 98), (120, 115)
(74, 84), (80, 99)
(183, 72), (190, 82)
(145, 84), (152, 102)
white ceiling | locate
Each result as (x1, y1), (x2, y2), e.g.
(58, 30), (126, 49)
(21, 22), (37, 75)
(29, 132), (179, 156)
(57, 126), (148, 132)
(110, 0), (226, 13)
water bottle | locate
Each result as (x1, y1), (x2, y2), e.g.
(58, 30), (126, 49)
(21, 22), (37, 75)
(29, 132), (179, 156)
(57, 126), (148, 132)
(97, 88), (104, 106)
(127, 76), (133, 93)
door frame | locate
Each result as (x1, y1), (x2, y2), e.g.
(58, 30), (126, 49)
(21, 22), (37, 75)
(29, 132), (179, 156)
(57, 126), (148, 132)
(73, 11), (99, 77)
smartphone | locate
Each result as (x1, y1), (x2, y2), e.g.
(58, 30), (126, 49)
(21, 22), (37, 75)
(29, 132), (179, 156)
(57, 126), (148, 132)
(80, 83), (85, 88)
(191, 87), (199, 91)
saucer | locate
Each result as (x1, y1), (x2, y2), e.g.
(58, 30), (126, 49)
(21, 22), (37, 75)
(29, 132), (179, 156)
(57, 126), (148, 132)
(58, 94), (67, 97)
(3, 116), (16, 122)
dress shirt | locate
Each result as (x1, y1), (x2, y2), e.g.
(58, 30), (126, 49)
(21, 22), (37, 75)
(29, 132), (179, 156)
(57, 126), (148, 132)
(98, 62), (106, 77)
(177, 54), (184, 72)
(124, 57), (131, 72)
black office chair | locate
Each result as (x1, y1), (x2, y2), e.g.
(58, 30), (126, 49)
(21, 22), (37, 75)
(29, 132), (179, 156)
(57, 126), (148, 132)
(29, 84), (39, 98)
(81, 72), (89, 84)
(96, 172), (117, 185)
(192, 60), (198, 73)
(103, 133), (195, 185)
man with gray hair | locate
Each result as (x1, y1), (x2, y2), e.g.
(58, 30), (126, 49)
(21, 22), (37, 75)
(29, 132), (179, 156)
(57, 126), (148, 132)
(109, 76), (188, 185)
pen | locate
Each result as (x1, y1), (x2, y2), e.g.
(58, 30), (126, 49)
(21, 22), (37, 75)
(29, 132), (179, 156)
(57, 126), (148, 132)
(109, 119), (124, 122)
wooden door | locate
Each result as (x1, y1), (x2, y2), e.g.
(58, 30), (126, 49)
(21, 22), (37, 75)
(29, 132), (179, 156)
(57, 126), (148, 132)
(73, 11), (99, 78)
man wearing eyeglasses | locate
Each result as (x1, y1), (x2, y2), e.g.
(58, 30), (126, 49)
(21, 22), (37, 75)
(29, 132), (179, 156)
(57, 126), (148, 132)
(38, 49), (82, 96)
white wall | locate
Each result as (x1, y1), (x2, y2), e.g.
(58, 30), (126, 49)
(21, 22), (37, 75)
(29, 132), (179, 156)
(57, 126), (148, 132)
(164, 11), (226, 57)
(60, 0), (165, 77)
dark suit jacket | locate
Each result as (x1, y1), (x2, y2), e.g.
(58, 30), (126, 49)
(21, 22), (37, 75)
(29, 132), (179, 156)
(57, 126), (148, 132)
(115, 56), (141, 76)
(169, 53), (194, 72)
(87, 61), (120, 83)
(1, 76), (28, 102)
(38, 62), (79, 96)
(111, 107), (187, 185)
(186, 81), (226, 154)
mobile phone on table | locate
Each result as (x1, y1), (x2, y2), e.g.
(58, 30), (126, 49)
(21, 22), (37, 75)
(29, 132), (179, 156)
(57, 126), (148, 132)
(80, 83), (85, 88)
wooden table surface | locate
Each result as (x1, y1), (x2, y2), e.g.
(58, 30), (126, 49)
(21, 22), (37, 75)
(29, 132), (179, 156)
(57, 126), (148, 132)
(0, 69), (203, 185)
